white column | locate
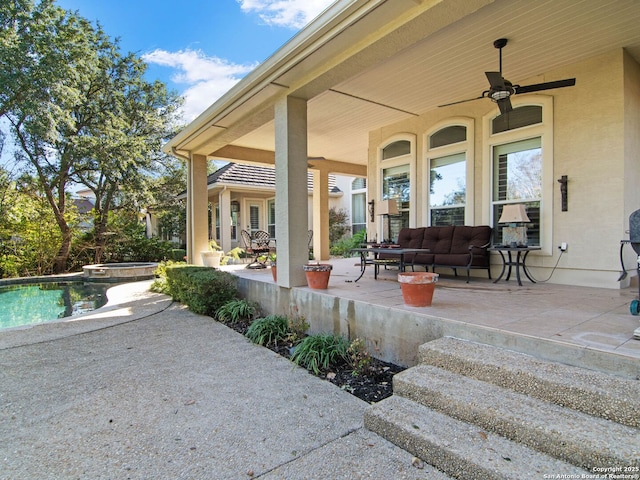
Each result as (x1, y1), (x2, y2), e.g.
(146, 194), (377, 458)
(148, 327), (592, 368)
(312, 169), (330, 260)
(219, 188), (232, 253)
(275, 96), (308, 287)
(187, 153), (209, 265)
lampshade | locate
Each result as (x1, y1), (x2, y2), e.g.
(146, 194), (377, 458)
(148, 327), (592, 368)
(377, 199), (399, 216)
(498, 204), (530, 224)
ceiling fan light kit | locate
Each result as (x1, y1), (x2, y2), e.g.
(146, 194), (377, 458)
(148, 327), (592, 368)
(439, 38), (576, 113)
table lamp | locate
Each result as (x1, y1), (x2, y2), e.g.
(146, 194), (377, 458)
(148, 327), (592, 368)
(498, 204), (530, 246)
(377, 199), (399, 243)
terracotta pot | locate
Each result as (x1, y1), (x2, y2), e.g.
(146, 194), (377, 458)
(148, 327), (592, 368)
(398, 272), (438, 307)
(271, 265), (277, 282)
(303, 264), (333, 289)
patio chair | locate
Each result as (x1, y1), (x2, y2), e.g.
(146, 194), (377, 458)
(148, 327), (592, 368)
(618, 209), (640, 316)
(241, 229), (271, 269)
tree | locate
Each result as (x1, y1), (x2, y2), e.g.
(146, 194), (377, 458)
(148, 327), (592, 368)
(329, 207), (350, 244)
(71, 50), (183, 263)
(1, 1), (183, 271)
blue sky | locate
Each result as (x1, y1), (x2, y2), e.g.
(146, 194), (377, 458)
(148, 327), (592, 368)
(55, 0), (335, 120)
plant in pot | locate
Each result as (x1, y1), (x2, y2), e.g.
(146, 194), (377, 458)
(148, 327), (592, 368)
(302, 260), (333, 289)
(259, 253), (277, 281)
(201, 240), (243, 268)
(201, 240), (224, 268)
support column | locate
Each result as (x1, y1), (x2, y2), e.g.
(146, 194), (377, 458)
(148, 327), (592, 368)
(187, 153), (209, 265)
(312, 169), (330, 260)
(219, 188), (232, 253)
(275, 96), (308, 287)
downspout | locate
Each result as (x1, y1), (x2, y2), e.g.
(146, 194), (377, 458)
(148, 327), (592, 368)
(171, 147), (190, 162)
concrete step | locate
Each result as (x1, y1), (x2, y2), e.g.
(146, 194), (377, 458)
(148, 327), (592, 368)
(393, 364), (640, 471)
(418, 337), (640, 428)
(364, 395), (591, 480)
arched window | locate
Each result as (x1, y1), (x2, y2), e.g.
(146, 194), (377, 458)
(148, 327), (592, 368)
(379, 137), (415, 241)
(485, 100), (553, 250)
(426, 121), (473, 226)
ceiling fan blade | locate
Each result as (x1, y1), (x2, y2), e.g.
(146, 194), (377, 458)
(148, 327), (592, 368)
(486, 71), (505, 89)
(438, 94), (485, 108)
(497, 97), (512, 115)
(514, 78), (576, 94)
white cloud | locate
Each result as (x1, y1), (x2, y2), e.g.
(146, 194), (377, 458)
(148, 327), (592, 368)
(142, 49), (258, 121)
(237, 0), (334, 29)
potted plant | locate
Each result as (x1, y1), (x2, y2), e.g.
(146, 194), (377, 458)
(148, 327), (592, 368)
(303, 261), (333, 289)
(397, 271), (439, 307)
(201, 240), (224, 268)
(259, 253), (278, 281)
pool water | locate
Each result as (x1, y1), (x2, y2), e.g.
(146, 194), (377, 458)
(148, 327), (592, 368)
(0, 282), (111, 330)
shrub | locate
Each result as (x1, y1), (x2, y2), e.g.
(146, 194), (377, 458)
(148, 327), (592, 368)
(287, 315), (309, 344)
(246, 314), (289, 346)
(150, 260), (185, 294)
(217, 299), (259, 324)
(347, 338), (373, 376)
(329, 229), (366, 257)
(165, 265), (238, 316)
(291, 334), (349, 375)
(168, 249), (186, 261)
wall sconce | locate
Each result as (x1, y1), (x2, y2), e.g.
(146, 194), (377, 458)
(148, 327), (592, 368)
(498, 204), (530, 246)
(368, 199), (375, 222)
(558, 175), (568, 211)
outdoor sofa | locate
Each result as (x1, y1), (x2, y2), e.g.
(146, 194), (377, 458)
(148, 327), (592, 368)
(381, 226), (493, 282)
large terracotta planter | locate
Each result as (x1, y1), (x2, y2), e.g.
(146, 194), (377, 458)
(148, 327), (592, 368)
(271, 265), (277, 282)
(303, 264), (333, 289)
(398, 272), (438, 307)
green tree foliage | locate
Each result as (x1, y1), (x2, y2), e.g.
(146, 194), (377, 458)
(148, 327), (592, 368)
(1, 0), (183, 272)
(0, 171), (71, 277)
(329, 207), (350, 244)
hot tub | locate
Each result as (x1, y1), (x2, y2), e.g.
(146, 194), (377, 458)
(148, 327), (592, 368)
(82, 262), (157, 282)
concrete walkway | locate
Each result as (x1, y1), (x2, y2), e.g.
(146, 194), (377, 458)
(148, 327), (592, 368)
(0, 282), (449, 480)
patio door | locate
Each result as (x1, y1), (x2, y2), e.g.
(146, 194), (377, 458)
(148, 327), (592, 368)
(248, 201), (262, 234)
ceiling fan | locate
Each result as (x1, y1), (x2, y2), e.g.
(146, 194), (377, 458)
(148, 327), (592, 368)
(439, 38), (576, 114)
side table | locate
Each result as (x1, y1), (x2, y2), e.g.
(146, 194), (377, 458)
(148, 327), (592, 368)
(488, 245), (541, 286)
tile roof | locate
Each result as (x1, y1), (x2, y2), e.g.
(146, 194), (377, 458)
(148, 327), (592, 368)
(207, 163), (342, 193)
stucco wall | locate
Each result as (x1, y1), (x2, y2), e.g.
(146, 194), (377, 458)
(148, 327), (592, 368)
(367, 49), (637, 288)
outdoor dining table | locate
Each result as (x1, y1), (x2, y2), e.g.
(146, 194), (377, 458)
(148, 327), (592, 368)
(349, 246), (431, 282)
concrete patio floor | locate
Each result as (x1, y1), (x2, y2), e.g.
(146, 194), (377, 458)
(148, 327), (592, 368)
(230, 257), (640, 378)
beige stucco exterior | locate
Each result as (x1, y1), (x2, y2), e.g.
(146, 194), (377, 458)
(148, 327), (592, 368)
(166, 0), (640, 290)
(365, 49), (640, 288)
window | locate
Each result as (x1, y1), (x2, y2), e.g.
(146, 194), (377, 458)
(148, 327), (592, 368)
(382, 164), (410, 240)
(492, 105), (542, 134)
(492, 138), (541, 245)
(379, 137), (414, 241)
(215, 204), (238, 241)
(267, 199), (276, 238)
(426, 122), (472, 226)
(382, 140), (410, 159)
(430, 125), (466, 148)
(430, 153), (466, 226)
(351, 178), (367, 235)
(248, 203), (261, 233)
(484, 99), (553, 252)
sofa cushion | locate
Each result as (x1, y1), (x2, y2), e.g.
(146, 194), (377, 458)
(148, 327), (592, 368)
(397, 227), (425, 249)
(413, 252), (435, 265)
(421, 226), (455, 254)
(450, 226), (492, 255)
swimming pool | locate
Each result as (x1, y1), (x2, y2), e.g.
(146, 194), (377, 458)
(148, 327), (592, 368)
(0, 281), (112, 330)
